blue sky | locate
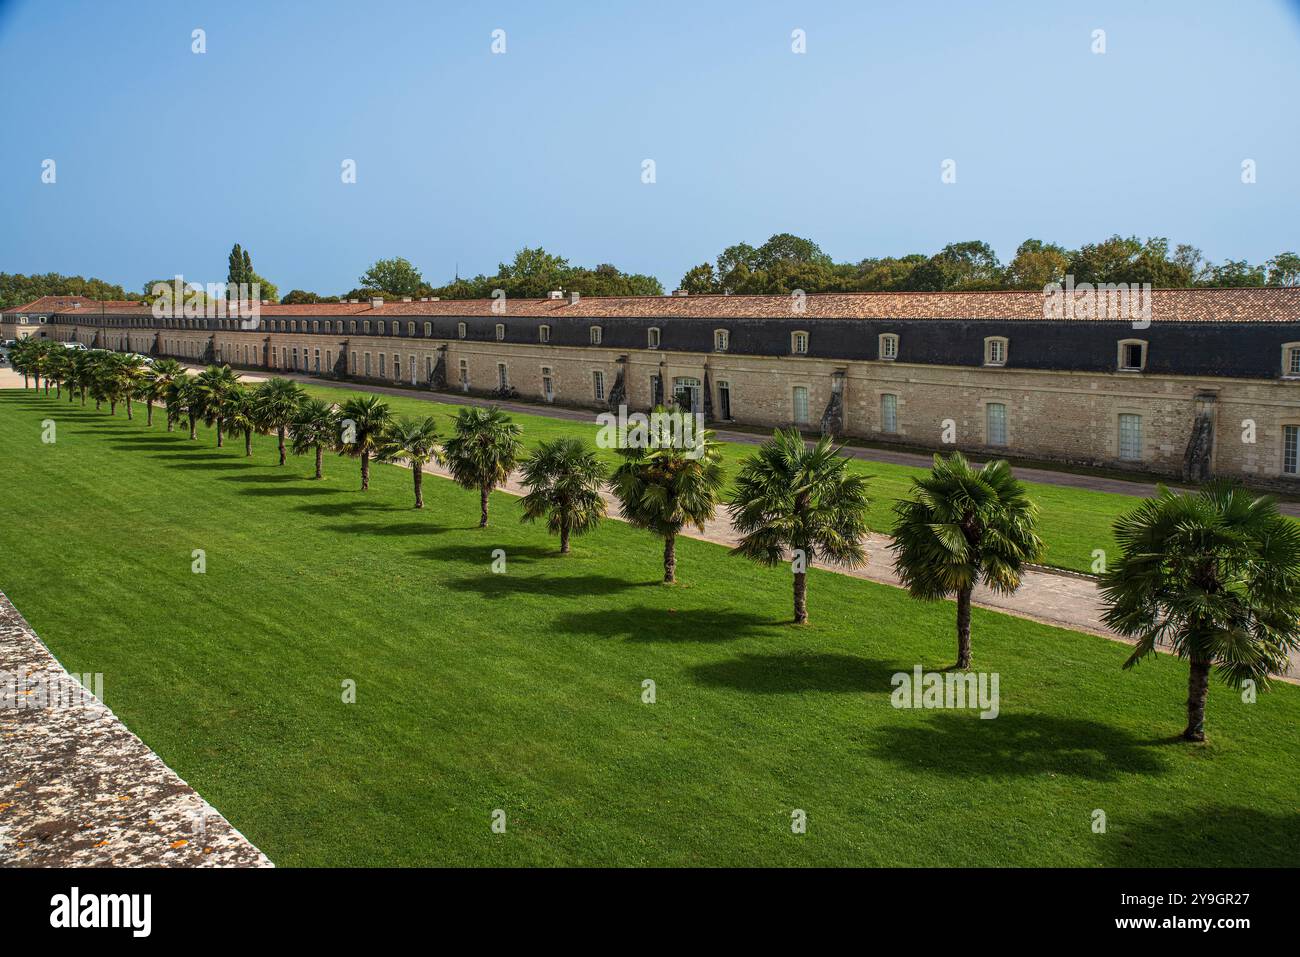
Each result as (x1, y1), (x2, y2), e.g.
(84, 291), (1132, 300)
(2, 0), (1298, 295)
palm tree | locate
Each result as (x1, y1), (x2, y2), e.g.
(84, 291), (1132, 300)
(728, 429), (871, 624)
(194, 364), (240, 447)
(379, 416), (442, 508)
(62, 351), (89, 405)
(441, 405), (523, 526)
(1099, 483), (1300, 742)
(45, 348), (68, 398)
(254, 377), (307, 465)
(519, 438), (607, 553)
(95, 352), (129, 415)
(9, 338), (36, 389)
(291, 398), (341, 478)
(224, 385), (259, 457)
(337, 394), (393, 490)
(149, 359), (184, 428)
(118, 354), (149, 420)
(608, 421), (725, 584)
(890, 452), (1043, 669)
(167, 375), (201, 439)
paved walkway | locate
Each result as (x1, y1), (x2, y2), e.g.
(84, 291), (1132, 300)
(0, 591), (271, 867)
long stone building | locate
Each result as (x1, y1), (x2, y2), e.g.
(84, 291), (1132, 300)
(7, 288), (1300, 488)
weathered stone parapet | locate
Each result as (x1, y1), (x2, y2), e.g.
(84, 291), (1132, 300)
(0, 591), (272, 868)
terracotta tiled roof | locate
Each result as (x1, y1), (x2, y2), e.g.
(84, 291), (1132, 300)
(3, 295), (145, 315)
(9, 288), (1300, 322)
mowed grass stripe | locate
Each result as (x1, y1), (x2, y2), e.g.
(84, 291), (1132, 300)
(1, 389), (1297, 866)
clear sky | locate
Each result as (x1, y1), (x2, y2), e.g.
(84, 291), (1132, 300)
(2, 0), (1298, 295)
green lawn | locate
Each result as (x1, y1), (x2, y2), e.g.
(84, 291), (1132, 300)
(289, 380), (1137, 574)
(2, 387), (1297, 867)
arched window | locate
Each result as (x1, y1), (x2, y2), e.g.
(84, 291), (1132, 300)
(458, 322), (467, 339)
(590, 325), (602, 345)
(647, 327), (661, 349)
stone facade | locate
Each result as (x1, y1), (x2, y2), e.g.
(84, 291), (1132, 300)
(19, 288), (1300, 490)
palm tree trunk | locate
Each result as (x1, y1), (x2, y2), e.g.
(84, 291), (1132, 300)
(956, 584), (973, 669)
(216, 421), (223, 447)
(560, 521), (571, 554)
(663, 534), (677, 584)
(361, 451), (370, 490)
(479, 484), (490, 527)
(146, 401), (153, 426)
(793, 570), (808, 624)
(245, 429), (254, 457)
(126, 396), (133, 419)
(314, 444), (323, 478)
(80, 388), (87, 407)
(188, 414), (197, 439)
(1183, 657), (1211, 742)
(277, 426), (287, 465)
(166, 412), (174, 431)
(413, 467), (424, 509)
(110, 399), (117, 416)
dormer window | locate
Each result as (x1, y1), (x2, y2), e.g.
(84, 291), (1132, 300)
(791, 331), (808, 355)
(424, 322), (432, 336)
(377, 320), (386, 335)
(984, 336), (1008, 367)
(495, 323), (506, 341)
(457, 322), (467, 339)
(539, 324), (551, 344)
(648, 327), (661, 349)
(1283, 343), (1300, 378)
(714, 329), (729, 352)
(879, 334), (898, 361)
(1118, 339), (1147, 372)
(590, 325), (602, 345)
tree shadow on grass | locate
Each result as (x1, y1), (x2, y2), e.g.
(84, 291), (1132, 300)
(161, 459), (250, 470)
(107, 440), (188, 452)
(869, 712), (1168, 781)
(327, 520), (450, 537)
(554, 606), (770, 642)
(690, 651), (900, 693)
(447, 573), (656, 600)
(241, 484), (344, 497)
(414, 543), (559, 565)
(1096, 805), (1300, 867)
(218, 471), (304, 483)
(292, 500), (404, 517)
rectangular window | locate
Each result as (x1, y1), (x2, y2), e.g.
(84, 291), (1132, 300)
(718, 380), (731, 420)
(590, 326), (602, 345)
(379, 353), (386, 377)
(1289, 348), (1300, 376)
(1118, 413), (1142, 461)
(881, 394), (898, 434)
(377, 321), (386, 335)
(458, 322), (467, 339)
(1285, 426), (1299, 475)
(648, 328), (660, 349)
(792, 332), (808, 354)
(880, 335), (897, 360)
(715, 330), (729, 352)
(497, 363), (509, 390)
(409, 355), (415, 383)
(314, 348), (320, 374)
(1121, 342), (1145, 371)
(986, 402), (1007, 446)
(364, 353), (372, 377)
(424, 322), (432, 337)
(496, 324), (505, 341)
(540, 325), (551, 343)
(350, 351), (357, 374)
(592, 370), (605, 401)
(793, 386), (809, 425)
(392, 354), (400, 380)
(408, 322), (415, 336)
(458, 359), (468, 390)
(542, 367), (554, 402)
(987, 339), (1005, 365)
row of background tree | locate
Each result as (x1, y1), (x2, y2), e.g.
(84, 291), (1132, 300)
(5, 235), (1298, 311)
